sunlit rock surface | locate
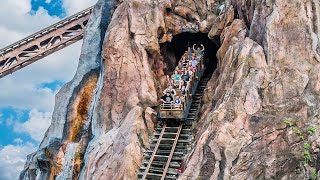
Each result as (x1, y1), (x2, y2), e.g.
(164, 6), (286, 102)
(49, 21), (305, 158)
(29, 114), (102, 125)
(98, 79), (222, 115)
(20, 0), (320, 179)
(181, 0), (320, 179)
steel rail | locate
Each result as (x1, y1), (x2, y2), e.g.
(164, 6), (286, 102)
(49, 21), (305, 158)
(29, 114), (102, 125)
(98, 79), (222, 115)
(142, 123), (167, 180)
(0, 6), (94, 78)
(0, 6), (94, 54)
(161, 124), (182, 180)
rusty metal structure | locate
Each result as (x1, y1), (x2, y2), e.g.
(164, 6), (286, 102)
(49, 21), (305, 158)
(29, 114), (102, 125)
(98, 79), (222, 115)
(0, 6), (94, 78)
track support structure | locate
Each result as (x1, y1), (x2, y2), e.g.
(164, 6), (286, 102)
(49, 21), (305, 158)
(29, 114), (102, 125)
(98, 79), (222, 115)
(0, 6), (94, 78)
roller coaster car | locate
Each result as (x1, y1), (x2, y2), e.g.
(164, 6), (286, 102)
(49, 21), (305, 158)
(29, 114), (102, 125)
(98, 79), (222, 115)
(158, 57), (205, 122)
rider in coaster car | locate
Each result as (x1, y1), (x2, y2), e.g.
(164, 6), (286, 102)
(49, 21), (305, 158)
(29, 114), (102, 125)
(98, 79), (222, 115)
(174, 96), (181, 108)
(179, 79), (188, 90)
(160, 91), (174, 104)
(163, 85), (176, 96)
(180, 86), (186, 96)
(193, 44), (205, 56)
(188, 62), (196, 72)
(187, 47), (194, 58)
(172, 70), (181, 82)
(181, 71), (190, 82)
(191, 57), (198, 67)
(175, 66), (183, 74)
(187, 68), (194, 77)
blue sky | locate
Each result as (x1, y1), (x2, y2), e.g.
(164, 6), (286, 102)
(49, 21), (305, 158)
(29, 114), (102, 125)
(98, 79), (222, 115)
(0, 0), (97, 179)
(0, 108), (31, 146)
(0, 0), (67, 147)
(31, 0), (65, 17)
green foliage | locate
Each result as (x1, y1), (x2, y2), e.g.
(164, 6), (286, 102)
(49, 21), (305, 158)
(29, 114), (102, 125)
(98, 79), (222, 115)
(292, 126), (305, 140)
(284, 119), (293, 127)
(283, 119), (317, 167)
(303, 142), (311, 165)
(310, 167), (317, 180)
(304, 142), (310, 150)
(307, 126), (317, 135)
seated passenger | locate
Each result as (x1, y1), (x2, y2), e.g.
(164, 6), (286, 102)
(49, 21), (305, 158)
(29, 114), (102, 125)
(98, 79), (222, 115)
(166, 75), (174, 87)
(175, 67), (181, 74)
(182, 56), (187, 62)
(194, 54), (199, 61)
(191, 57), (198, 67)
(181, 72), (190, 82)
(179, 79), (188, 89)
(187, 69), (193, 77)
(160, 91), (174, 104)
(180, 86), (186, 96)
(186, 65), (194, 77)
(174, 96), (181, 108)
(172, 70), (181, 81)
(163, 85), (176, 96)
(188, 62), (195, 70)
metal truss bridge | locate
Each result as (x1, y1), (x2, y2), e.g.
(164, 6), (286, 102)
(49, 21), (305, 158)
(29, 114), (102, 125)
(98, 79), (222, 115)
(0, 6), (94, 78)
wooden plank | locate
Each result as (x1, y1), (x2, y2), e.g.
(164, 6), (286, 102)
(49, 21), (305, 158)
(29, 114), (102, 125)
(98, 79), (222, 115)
(161, 124), (183, 180)
(142, 124), (166, 180)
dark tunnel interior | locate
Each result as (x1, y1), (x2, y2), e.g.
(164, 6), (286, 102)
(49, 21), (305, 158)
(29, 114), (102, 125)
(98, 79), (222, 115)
(160, 32), (220, 76)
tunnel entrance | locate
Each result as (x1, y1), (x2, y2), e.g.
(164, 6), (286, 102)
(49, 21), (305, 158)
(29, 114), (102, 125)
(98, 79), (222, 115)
(160, 32), (220, 76)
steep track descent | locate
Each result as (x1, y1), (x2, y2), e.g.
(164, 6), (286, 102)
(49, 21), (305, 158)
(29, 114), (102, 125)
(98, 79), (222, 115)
(138, 76), (211, 180)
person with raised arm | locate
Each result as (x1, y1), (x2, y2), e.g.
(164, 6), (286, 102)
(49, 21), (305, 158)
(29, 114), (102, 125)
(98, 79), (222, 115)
(187, 46), (194, 59)
(193, 44), (205, 56)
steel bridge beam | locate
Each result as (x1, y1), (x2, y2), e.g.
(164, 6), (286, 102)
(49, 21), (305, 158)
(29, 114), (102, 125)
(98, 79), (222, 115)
(0, 6), (94, 79)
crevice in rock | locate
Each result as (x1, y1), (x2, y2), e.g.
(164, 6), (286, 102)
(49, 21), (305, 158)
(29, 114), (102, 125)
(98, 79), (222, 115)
(199, 138), (217, 179)
(218, 147), (226, 180)
(165, 7), (172, 14)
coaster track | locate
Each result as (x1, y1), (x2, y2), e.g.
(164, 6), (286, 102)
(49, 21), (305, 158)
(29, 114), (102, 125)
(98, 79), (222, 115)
(0, 6), (94, 78)
(138, 76), (211, 179)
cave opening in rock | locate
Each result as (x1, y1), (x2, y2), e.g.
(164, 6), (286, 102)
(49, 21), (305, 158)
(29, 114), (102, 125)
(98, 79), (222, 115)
(161, 32), (220, 76)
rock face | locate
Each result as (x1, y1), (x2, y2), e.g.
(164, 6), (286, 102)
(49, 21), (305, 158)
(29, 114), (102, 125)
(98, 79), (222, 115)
(181, 0), (320, 179)
(20, 0), (320, 179)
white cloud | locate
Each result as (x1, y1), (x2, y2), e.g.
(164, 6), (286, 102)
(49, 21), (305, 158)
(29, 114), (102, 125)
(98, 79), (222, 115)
(0, 0), (100, 112)
(14, 138), (23, 144)
(0, 0), (31, 16)
(0, 1), (97, 179)
(62, 0), (97, 15)
(45, 0), (52, 4)
(0, 142), (37, 180)
(15, 109), (52, 142)
(0, 42), (81, 111)
(0, 5), (60, 47)
(0, 0), (88, 111)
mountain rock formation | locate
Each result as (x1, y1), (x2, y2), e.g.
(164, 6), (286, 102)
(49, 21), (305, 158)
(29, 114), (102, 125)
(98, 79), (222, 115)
(20, 0), (320, 179)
